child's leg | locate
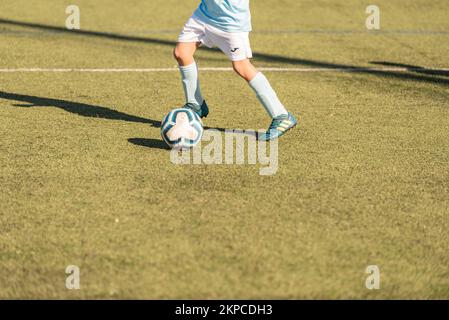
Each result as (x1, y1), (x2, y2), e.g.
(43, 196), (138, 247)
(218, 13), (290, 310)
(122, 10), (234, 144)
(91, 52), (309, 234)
(173, 42), (205, 107)
(232, 59), (288, 118)
(173, 42), (198, 66)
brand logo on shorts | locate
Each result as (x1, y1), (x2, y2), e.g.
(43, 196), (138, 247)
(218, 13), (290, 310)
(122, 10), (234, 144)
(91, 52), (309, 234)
(230, 47), (239, 53)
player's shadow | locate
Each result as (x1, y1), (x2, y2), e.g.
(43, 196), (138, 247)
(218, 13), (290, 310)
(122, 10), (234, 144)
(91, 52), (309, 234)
(1, 18), (448, 87)
(0, 91), (243, 148)
(0, 91), (160, 127)
(0, 91), (248, 134)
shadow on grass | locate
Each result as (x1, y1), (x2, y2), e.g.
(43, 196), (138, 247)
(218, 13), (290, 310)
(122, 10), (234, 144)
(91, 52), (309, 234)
(1, 18), (448, 86)
(128, 138), (170, 150)
(371, 61), (449, 78)
(0, 91), (160, 126)
(0, 91), (249, 151)
(0, 91), (229, 130)
(129, 131), (258, 151)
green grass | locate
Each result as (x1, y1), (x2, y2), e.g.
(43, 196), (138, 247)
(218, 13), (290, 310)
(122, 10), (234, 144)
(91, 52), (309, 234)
(1, 0), (449, 299)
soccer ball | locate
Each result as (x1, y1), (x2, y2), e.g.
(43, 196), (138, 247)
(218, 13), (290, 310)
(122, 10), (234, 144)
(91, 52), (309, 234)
(161, 108), (204, 149)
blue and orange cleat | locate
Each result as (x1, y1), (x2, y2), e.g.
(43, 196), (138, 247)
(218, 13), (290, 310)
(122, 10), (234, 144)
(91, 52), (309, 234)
(183, 100), (209, 119)
(258, 112), (298, 141)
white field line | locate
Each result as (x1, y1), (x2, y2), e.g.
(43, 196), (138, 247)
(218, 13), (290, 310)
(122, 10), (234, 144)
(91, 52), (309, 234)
(0, 67), (448, 73)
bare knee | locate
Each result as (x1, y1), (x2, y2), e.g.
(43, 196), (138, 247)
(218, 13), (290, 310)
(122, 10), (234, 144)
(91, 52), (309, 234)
(173, 46), (187, 64)
(173, 43), (196, 66)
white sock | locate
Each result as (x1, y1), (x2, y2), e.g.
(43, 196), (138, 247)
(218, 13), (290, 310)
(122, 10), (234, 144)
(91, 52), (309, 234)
(248, 72), (288, 118)
(179, 62), (204, 106)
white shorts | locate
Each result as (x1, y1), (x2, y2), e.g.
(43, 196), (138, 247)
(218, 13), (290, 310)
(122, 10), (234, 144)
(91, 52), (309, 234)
(178, 16), (253, 61)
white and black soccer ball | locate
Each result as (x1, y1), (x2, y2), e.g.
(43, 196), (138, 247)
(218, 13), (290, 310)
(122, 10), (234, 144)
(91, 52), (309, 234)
(161, 108), (204, 149)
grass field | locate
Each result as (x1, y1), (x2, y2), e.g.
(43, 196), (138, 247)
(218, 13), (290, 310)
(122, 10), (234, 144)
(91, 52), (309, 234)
(1, 0), (449, 299)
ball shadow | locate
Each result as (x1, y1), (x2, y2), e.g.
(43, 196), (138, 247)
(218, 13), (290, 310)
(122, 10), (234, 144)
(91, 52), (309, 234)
(128, 138), (170, 150)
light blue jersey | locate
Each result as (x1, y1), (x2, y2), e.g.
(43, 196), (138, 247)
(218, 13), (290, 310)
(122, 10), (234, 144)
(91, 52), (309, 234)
(193, 0), (252, 33)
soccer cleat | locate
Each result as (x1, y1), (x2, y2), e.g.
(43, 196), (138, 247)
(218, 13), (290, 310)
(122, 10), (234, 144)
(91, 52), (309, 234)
(183, 100), (209, 119)
(258, 112), (298, 141)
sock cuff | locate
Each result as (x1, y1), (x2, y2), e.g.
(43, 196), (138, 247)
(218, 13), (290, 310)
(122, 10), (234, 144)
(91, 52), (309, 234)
(179, 62), (197, 71)
(248, 72), (266, 91)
